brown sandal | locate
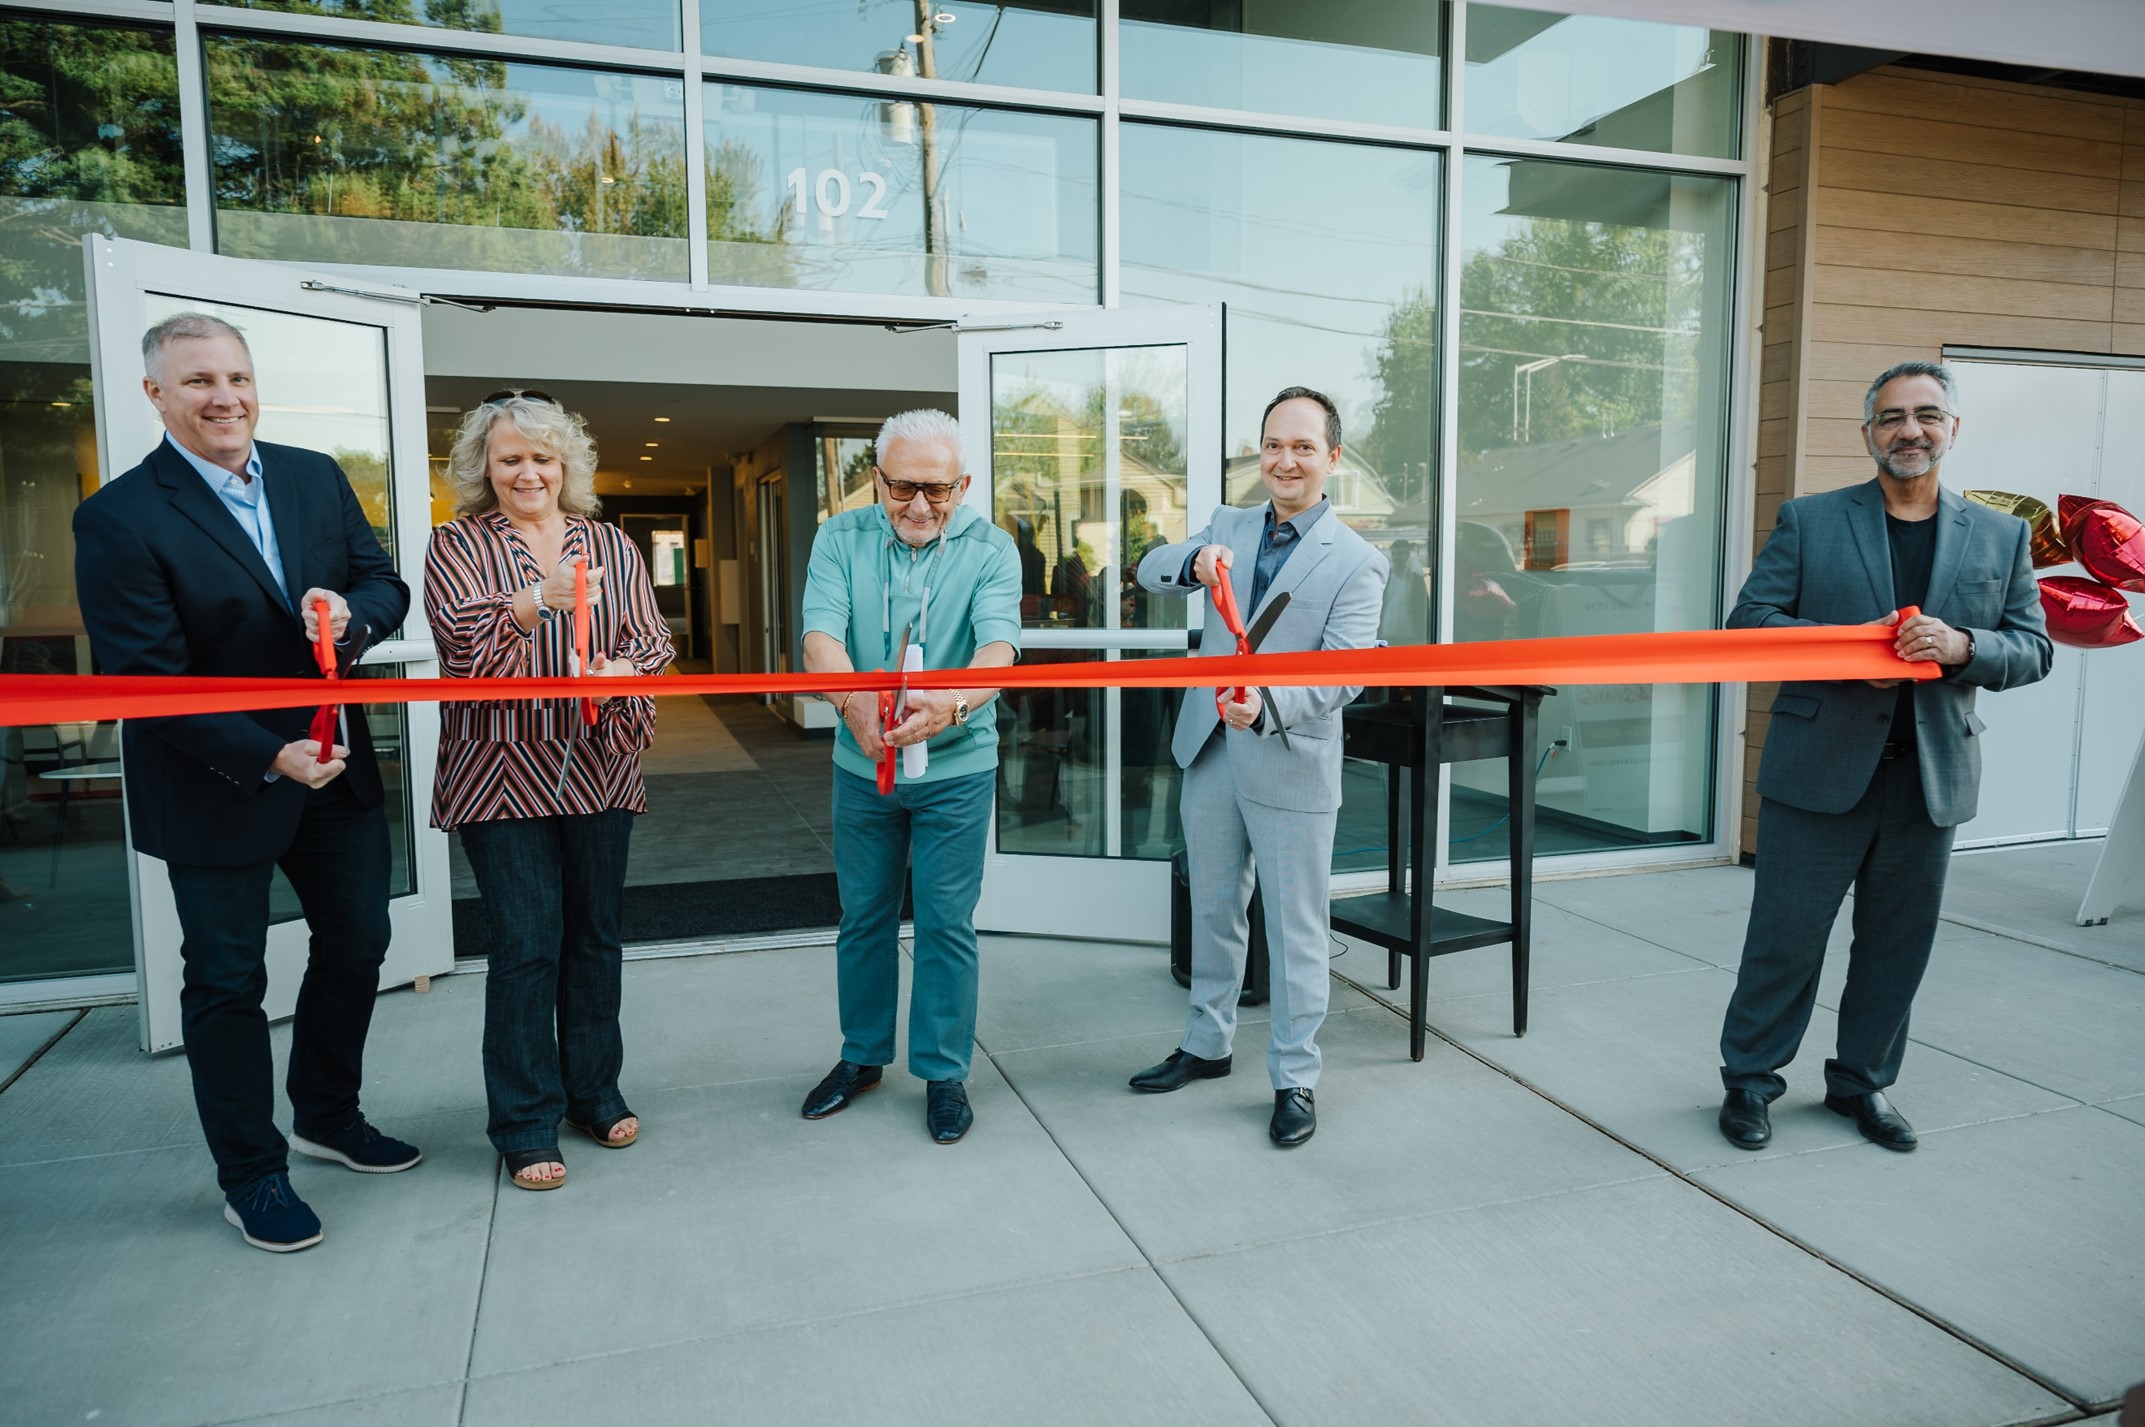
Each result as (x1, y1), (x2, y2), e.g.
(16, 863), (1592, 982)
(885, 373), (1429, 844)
(504, 1147), (566, 1190)
(567, 1113), (638, 1149)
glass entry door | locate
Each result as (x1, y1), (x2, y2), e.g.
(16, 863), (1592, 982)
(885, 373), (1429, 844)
(84, 236), (450, 1052)
(965, 306), (1221, 941)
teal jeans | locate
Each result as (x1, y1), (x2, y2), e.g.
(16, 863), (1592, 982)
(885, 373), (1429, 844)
(831, 767), (994, 1081)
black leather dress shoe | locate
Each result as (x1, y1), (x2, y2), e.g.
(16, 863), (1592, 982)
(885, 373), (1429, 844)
(801, 1060), (882, 1120)
(1270, 1088), (1316, 1147)
(926, 1080), (973, 1144)
(1826, 1090), (1917, 1151)
(1718, 1089), (1772, 1149)
(1129, 1048), (1232, 1093)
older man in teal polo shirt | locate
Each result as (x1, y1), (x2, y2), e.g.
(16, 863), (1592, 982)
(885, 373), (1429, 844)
(799, 409), (1022, 1144)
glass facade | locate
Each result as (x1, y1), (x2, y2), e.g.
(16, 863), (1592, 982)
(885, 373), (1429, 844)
(704, 83), (1096, 301)
(2, 1), (1754, 988)
(1120, 0), (1443, 128)
(207, 37), (691, 280)
(1, 16), (186, 983)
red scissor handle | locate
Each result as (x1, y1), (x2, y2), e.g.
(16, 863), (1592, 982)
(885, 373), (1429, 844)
(876, 690), (897, 794)
(573, 559), (596, 726)
(1209, 569), (1251, 717)
(309, 597), (337, 764)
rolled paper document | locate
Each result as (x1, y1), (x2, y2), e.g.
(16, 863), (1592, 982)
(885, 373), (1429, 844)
(1963, 490), (2069, 569)
(900, 642), (927, 779)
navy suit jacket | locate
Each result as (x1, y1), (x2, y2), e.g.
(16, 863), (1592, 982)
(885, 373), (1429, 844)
(72, 439), (411, 866)
(1730, 479), (2051, 828)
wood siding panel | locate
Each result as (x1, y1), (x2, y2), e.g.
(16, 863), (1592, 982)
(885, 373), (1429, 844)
(1811, 226), (2115, 287)
(1821, 149), (2118, 215)
(1809, 303), (2112, 352)
(1823, 109), (2123, 180)
(1813, 264), (2115, 323)
(1822, 69), (2123, 142)
(1814, 187), (2118, 250)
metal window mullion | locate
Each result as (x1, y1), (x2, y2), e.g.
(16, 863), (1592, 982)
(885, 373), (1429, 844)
(1119, 97), (1453, 152)
(681, 0), (709, 288)
(1431, 0), (1471, 884)
(6, 0), (171, 21)
(1459, 130), (1750, 178)
(697, 53), (1104, 114)
(1716, 34), (1766, 856)
(174, 0), (215, 252)
(1099, 0), (1120, 308)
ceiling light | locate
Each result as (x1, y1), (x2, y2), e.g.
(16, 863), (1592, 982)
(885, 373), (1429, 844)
(623, 480), (633, 489)
(653, 416), (671, 423)
(639, 455), (653, 461)
(644, 441), (658, 447)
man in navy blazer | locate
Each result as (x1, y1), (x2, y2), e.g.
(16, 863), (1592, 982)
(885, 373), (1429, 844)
(1716, 360), (2051, 1154)
(73, 312), (419, 1252)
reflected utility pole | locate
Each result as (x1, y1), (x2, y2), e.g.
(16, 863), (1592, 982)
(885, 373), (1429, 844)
(913, 0), (949, 297)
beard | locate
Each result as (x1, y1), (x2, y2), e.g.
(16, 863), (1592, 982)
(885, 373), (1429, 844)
(1871, 440), (1938, 479)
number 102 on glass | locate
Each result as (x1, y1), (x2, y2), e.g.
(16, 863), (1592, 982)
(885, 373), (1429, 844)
(787, 167), (893, 222)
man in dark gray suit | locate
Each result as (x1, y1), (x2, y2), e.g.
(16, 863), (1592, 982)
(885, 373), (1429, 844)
(1718, 360), (2051, 1153)
(1126, 388), (1387, 1148)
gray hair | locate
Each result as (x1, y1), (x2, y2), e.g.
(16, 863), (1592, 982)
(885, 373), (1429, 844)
(1863, 360), (1961, 423)
(875, 408), (963, 468)
(143, 312), (251, 385)
(445, 396), (602, 519)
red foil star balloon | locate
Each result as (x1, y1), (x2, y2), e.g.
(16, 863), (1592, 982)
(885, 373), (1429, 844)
(2058, 495), (2145, 592)
(2038, 575), (2142, 648)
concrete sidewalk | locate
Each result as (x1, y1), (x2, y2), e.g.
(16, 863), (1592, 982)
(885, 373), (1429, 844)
(0, 842), (2137, 1426)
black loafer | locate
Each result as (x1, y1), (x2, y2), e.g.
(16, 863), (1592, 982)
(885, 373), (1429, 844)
(926, 1080), (973, 1144)
(801, 1060), (883, 1120)
(1270, 1087), (1316, 1147)
(1718, 1089), (1772, 1150)
(1826, 1090), (1917, 1151)
(1129, 1048), (1232, 1093)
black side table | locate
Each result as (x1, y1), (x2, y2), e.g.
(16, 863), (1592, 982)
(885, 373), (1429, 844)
(1330, 685), (1550, 1060)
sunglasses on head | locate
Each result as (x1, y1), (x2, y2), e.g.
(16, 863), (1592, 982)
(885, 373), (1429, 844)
(480, 388), (557, 406)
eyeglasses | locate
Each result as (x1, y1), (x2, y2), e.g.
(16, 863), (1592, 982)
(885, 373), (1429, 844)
(880, 475), (962, 504)
(480, 388), (556, 406)
(1869, 407), (1952, 433)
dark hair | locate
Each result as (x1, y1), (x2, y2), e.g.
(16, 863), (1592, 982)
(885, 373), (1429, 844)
(1262, 386), (1342, 452)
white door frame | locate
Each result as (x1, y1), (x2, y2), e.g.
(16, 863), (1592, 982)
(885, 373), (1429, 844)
(83, 235), (452, 1052)
(962, 304), (1223, 942)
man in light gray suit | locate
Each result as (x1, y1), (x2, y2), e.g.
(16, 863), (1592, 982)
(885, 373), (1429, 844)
(1718, 360), (2051, 1153)
(1127, 387), (1387, 1147)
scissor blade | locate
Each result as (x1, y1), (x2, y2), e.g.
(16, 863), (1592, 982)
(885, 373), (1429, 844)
(892, 621), (915, 713)
(1244, 591), (1291, 652)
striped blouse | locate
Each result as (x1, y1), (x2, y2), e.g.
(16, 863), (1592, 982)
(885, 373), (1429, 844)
(424, 511), (675, 830)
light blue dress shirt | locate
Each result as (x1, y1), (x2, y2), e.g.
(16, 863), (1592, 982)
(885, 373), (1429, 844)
(166, 433), (289, 606)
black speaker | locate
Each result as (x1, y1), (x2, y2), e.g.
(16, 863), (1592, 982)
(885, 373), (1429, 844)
(1168, 850), (1270, 1005)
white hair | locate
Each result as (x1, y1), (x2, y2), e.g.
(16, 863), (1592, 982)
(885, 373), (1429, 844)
(1863, 360), (1961, 423)
(875, 408), (963, 467)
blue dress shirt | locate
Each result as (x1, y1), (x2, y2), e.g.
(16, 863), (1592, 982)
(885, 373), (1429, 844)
(166, 433), (289, 607)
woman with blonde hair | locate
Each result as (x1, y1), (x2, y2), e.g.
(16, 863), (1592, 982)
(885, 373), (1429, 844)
(425, 390), (673, 1191)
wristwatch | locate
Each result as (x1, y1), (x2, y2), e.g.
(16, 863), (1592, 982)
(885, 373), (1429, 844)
(528, 581), (557, 620)
(952, 694), (971, 726)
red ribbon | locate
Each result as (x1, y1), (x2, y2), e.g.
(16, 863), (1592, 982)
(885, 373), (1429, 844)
(307, 597), (337, 764)
(0, 620), (1937, 728)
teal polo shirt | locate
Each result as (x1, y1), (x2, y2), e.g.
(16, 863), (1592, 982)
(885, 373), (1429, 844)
(801, 500), (1023, 784)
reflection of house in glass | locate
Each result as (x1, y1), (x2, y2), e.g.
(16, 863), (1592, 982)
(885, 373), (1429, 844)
(1461, 420), (1698, 571)
(1223, 447), (1397, 529)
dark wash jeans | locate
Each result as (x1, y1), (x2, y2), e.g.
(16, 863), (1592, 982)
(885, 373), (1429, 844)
(459, 809), (635, 1154)
(166, 776), (392, 1195)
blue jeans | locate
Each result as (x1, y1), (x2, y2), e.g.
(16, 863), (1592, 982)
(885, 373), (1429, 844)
(459, 810), (635, 1154)
(831, 768), (993, 1081)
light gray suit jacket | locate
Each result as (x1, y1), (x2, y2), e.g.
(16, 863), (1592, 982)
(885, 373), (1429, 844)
(1138, 502), (1388, 813)
(1731, 479), (2051, 828)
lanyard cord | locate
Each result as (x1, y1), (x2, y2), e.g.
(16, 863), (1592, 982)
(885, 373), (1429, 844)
(881, 533), (942, 661)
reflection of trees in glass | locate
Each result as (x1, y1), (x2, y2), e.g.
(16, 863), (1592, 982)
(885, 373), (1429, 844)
(1359, 285), (1437, 515)
(0, 19), (184, 389)
(1458, 216), (1699, 458)
(207, 37), (686, 239)
(706, 136), (796, 284)
(331, 446), (395, 554)
(231, 0), (505, 31)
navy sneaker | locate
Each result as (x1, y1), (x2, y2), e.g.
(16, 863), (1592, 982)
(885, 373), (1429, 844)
(223, 1171), (323, 1253)
(291, 1116), (422, 1174)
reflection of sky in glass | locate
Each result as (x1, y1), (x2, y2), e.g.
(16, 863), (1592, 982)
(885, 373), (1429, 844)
(1465, 8), (1737, 157)
(1119, 125), (1437, 462)
(701, 0), (1095, 93)
(1120, 3), (1440, 129)
(236, 0), (681, 51)
(129, 296), (393, 543)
